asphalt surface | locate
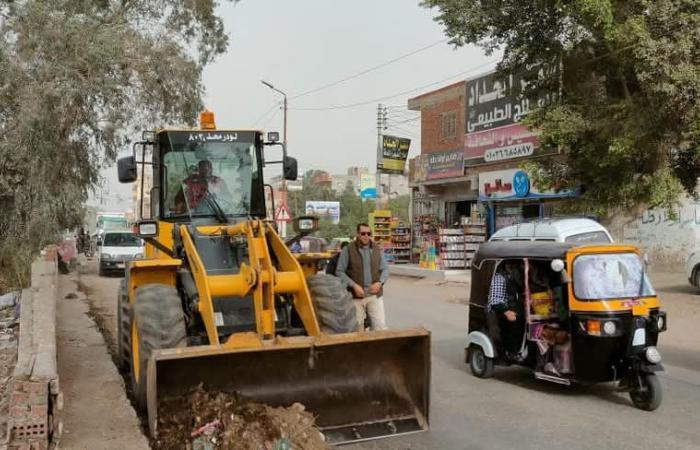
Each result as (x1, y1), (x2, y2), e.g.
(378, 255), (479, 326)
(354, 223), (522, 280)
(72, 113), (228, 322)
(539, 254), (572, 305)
(76, 260), (700, 450)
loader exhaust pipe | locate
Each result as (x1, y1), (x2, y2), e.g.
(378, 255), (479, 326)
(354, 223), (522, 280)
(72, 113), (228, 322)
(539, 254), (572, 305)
(147, 328), (430, 445)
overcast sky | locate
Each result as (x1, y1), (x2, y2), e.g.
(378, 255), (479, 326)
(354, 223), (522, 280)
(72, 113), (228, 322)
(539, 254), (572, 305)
(92, 0), (498, 211)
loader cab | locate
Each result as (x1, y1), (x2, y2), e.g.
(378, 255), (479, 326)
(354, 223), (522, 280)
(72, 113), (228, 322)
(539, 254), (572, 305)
(118, 111), (297, 227)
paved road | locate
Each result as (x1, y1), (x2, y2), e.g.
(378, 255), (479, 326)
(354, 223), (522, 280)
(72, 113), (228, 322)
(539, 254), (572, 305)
(77, 261), (700, 450)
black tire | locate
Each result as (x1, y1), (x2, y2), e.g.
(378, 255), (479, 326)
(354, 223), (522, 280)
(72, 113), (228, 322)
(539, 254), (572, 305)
(307, 274), (357, 334)
(694, 266), (700, 289)
(98, 263), (105, 277)
(130, 284), (187, 410)
(117, 279), (131, 371)
(630, 373), (662, 411)
(469, 345), (494, 379)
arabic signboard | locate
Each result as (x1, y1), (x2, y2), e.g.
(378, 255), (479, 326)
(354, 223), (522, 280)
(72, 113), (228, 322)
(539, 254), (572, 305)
(426, 150), (464, 180)
(409, 155), (429, 184)
(379, 135), (411, 174)
(464, 123), (543, 166)
(305, 201), (340, 224)
(466, 68), (556, 134)
(478, 168), (575, 202)
(360, 173), (377, 199)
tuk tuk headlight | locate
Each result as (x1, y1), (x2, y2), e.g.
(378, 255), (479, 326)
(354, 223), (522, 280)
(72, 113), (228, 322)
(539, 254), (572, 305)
(657, 315), (665, 331)
(602, 321), (617, 336)
(645, 346), (662, 364)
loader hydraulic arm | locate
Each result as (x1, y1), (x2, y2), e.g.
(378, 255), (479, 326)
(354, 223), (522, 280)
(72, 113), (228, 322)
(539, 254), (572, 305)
(179, 220), (320, 348)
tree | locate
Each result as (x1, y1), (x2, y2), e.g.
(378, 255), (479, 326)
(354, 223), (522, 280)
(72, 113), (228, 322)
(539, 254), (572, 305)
(0, 0), (234, 289)
(423, 0), (700, 215)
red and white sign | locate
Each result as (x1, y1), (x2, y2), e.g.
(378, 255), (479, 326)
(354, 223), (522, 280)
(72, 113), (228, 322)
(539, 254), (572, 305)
(465, 123), (540, 166)
(275, 204), (292, 222)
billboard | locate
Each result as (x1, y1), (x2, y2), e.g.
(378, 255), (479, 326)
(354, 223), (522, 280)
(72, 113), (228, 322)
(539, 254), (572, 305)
(466, 67), (557, 134)
(305, 201), (340, 224)
(379, 135), (411, 174)
(360, 173), (377, 199)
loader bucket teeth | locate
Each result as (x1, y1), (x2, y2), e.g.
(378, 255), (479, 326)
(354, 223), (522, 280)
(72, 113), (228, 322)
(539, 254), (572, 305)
(146, 328), (431, 445)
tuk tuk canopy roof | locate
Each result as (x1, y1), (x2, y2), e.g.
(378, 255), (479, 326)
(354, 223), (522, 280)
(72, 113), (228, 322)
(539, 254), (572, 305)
(472, 241), (575, 266)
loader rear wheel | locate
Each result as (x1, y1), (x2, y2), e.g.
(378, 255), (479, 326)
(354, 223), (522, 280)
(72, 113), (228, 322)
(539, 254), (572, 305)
(307, 274), (357, 334)
(130, 284), (187, 410)
(117, 279), (131, 371)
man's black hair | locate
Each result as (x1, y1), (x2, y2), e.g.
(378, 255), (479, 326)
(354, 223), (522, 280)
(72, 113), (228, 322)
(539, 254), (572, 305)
(356, 223), (370, 232)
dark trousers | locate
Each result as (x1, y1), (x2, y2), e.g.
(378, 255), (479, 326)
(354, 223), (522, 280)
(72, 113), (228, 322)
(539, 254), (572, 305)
(498, 313), (525, 354)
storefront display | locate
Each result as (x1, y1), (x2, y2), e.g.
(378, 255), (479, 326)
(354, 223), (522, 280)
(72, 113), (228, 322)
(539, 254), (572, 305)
(391, 223), (411, 264)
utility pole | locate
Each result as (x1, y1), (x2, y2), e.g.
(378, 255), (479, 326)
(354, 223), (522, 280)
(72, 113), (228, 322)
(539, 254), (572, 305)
(262, 80), (289, 237)
(376, 104), (387, 209)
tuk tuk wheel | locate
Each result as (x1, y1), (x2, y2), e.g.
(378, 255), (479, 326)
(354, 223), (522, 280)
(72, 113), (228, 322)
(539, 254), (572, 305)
(469, 345), (494, 378)
(629, 373), (662, 411)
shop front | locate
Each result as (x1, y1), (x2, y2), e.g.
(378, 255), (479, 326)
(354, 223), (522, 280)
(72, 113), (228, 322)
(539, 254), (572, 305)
(409, 150), (486, 268)
(478, 168), (576, 236)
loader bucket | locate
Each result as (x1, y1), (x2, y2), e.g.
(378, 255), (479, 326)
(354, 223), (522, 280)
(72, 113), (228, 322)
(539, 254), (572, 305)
(146, 328), (430, 445)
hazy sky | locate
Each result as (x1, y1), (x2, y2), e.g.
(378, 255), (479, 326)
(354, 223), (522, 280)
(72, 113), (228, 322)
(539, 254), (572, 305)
(92, 0), (498, 211)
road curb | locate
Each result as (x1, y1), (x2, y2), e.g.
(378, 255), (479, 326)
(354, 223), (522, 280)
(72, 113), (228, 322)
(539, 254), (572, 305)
(6, 250), (62, 450)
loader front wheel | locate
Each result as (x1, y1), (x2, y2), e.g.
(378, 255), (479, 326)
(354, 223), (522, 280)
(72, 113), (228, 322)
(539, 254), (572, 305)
(129, 284), (187, 410)
(307, 274), (358, 333)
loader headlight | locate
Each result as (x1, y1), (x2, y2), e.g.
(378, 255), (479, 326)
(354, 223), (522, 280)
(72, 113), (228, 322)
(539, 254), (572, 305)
(645, 346), (662, 364)
(101, 253), (113, 261)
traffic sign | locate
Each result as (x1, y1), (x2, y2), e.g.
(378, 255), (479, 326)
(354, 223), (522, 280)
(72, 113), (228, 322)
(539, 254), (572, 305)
(275, 204), (292, 222)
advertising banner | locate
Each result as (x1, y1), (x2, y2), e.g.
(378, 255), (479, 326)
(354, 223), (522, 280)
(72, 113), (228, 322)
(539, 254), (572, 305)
(379, 135), (411, 174)
(426, 150), (464, 180)
(464, 123), (544, 166)
(360, 173), (377, 199)
(305, 201), (340, 224)
(409, 155), (429, 184)
(478, 169), (575, 202)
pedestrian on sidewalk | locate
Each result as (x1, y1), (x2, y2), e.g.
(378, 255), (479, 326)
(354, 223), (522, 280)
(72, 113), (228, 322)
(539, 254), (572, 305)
(336, 223), (389, 330)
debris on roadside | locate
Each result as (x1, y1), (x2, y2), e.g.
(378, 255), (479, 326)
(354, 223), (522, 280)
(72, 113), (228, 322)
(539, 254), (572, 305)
(0, 291), (19, 309)
(154, 385), (329, 450)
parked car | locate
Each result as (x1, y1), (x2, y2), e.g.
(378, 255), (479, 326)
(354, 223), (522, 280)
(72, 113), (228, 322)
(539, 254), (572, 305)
(685, 251), (700, 288)
(489, 218), (613, 244)
(97, 230), (144, 276)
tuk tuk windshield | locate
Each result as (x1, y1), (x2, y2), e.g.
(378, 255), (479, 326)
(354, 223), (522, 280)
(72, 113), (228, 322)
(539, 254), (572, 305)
(573, 253), (655, 300)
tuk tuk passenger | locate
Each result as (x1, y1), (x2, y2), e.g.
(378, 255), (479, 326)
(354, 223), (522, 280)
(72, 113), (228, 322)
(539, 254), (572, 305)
(487, 260), (525, 360)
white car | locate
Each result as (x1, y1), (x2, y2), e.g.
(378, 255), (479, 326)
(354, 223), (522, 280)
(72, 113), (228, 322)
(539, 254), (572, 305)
(97, 230), (144, 276)
(685, 252), (700, 288)
(489, 218), (613, 244)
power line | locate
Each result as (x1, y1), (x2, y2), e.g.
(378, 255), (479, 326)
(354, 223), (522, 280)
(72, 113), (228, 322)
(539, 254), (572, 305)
(252, 102), (281, 127)
(289, 58), (499, 112)
(289, 38), (449, 100)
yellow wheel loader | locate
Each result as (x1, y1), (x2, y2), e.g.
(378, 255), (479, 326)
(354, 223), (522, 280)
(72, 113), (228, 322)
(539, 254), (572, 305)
(115, 112), (430, 445)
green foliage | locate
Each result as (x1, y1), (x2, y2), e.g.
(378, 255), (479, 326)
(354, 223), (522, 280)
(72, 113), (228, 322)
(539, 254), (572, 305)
(0, 0), (234, 290)
(286, 171), (402, 241)
(424, 0), (700, 215)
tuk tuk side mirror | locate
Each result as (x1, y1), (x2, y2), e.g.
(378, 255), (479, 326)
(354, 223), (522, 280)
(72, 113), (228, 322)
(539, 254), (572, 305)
(283, 156), (298, 181)
(117, 156), (138, 183)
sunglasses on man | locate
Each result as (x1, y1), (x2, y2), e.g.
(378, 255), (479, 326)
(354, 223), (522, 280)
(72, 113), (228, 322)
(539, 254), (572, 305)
(359, 231), (372, 236)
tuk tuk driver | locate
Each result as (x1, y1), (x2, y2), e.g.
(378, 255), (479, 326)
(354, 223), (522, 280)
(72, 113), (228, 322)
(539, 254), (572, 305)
(488, 260), (526, 360)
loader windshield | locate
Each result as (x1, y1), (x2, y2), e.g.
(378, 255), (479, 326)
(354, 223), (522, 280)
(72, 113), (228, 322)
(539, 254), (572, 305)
(161, 131), (263, 219)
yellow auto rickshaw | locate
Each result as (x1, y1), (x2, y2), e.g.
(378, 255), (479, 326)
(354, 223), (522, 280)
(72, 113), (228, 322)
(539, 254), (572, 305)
(466, 242), (667, 410)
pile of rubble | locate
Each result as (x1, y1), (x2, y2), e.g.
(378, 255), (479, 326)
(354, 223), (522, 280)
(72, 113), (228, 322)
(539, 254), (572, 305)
(154, 385), (329, 450)
(0, 291), (20, 443)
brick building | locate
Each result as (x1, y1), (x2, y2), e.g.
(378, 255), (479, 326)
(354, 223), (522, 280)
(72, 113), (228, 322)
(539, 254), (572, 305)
(408, 68), (573, 247)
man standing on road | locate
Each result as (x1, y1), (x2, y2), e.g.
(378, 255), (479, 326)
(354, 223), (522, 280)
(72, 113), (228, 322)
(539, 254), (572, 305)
(336, 223), (389, 330)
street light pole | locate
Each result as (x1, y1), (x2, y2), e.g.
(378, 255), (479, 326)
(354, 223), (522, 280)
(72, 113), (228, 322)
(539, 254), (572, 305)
(261, 80), (287, 147)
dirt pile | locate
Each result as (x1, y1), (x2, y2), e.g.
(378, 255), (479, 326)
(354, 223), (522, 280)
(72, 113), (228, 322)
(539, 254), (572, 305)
(154, 385), (329, 450)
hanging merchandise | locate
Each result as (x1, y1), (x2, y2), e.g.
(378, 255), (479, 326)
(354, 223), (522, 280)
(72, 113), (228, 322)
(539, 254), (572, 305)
(391, 222), (411, 264)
